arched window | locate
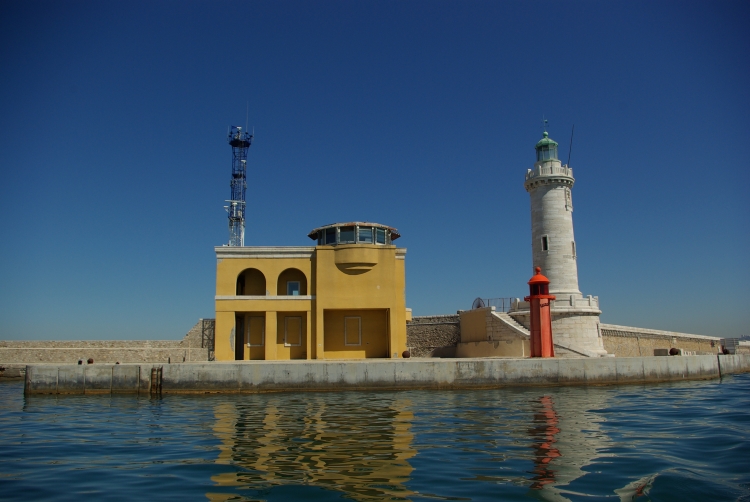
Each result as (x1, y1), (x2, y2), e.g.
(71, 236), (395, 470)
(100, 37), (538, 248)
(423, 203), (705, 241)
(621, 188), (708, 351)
(277, 268), (308, 296)
(236, 268), (266, 296)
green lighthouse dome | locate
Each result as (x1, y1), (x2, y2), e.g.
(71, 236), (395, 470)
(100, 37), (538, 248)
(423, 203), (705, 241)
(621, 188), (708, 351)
(535, 131), (559, 162)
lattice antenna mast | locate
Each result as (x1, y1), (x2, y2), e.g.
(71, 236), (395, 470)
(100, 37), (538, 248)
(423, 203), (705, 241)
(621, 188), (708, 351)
(226, 125), (253, 246)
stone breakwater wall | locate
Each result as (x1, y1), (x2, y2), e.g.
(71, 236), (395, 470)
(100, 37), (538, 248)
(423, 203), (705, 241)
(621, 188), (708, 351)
(599, 323), (742, 357)
(0, 320), (211, 368)
(406, 315), (460, 357)
(24, 354), (750, 395)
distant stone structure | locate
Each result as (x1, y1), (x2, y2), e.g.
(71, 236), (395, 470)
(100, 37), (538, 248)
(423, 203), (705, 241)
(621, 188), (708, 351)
(0, 320), (212, 372)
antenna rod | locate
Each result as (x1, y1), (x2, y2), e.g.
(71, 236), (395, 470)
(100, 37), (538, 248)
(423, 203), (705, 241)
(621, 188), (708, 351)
(567, 124), (575, 167)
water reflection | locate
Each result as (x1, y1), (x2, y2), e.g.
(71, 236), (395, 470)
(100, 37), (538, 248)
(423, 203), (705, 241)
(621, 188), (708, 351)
(208, 393), (416, 501)
(205, 387), (618, 501)
(525, 391), (612, 502)
(529, 396), (562, 490)
(4, 377), (749, 501)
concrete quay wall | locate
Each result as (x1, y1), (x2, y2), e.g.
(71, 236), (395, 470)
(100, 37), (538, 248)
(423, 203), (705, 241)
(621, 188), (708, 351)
(24, 354), (750, 395)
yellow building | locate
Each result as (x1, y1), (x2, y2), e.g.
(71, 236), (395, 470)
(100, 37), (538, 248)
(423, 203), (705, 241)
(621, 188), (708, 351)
(214, 222), (409, 361)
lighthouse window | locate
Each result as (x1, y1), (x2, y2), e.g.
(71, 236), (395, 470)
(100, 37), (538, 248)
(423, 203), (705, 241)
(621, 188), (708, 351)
(536, 145), (557, 162)
(542, 235), (549, 251)
(572, 241), (576, 257)
(376, 228), (386, 244)
(324, 227), (337, 245)
(339, 226), (355, 244)
(358, 226), (374, 243)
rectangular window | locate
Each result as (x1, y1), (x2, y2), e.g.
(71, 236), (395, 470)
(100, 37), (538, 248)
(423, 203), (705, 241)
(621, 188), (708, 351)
(358, 226), (373, 243)
(571, 241), (576, 258)
(542, 235), (549, 251)
(284, 316), (302, 346)
(287, 281), (300, 296)
(325, 227), (336, 245)
(246, 316), (265, 347)
(344, 316), (361, 346)
(339, 226), (355, 243)
(376, 228), (386, 244)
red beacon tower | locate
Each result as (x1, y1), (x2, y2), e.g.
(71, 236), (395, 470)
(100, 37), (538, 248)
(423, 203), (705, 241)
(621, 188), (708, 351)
(525, 267), (556, 358)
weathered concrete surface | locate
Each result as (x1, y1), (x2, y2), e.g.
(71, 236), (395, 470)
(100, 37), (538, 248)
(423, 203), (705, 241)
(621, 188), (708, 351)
(24, 355), (750, 395)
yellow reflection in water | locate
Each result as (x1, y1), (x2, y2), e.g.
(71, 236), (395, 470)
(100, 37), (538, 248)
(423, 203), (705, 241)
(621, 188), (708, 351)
(208, 395), (416, 501)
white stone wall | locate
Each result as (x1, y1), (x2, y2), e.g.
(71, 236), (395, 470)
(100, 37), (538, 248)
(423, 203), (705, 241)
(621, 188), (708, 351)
(526, 162), (580, 296)
(549, 312), (605, 355)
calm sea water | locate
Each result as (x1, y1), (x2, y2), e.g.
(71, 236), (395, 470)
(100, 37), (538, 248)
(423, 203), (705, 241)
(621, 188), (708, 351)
(1, 374), (749, 502)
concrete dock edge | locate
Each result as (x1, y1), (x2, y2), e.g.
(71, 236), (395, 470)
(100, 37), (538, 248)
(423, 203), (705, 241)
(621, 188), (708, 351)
(23, 355), (750, 395)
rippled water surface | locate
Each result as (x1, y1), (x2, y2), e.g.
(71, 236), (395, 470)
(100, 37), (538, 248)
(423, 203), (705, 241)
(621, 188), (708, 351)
(1, 374), (749, 501)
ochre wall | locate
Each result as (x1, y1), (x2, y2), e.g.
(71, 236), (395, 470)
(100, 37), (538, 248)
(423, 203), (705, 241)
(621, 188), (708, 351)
(323, 309), (388, 358)
(314, 245), (407, 359)
(214, 245), (407, 361)
(236, 268), (266, 295)
(216, 255), (312, 297)
(459, 309), (488, 343)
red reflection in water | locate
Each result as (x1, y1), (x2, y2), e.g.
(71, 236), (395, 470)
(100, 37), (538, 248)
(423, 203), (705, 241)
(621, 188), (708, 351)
(529, 395), (561, 489)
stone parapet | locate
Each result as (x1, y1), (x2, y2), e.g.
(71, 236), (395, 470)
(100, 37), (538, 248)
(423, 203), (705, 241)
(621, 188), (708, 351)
(600, 324), (721, 357)
(511, 295), (600, 313)
(0, 320), (211, 364)
(525, 164), (573, 183)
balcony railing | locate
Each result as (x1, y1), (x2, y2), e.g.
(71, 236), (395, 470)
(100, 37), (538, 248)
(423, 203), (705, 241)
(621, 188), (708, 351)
(471, 297), (514, 312)
(525, 165), (573, 181)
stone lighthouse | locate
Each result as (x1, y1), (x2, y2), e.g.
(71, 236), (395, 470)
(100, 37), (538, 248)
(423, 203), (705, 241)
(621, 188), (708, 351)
(509, 129), (608, 357)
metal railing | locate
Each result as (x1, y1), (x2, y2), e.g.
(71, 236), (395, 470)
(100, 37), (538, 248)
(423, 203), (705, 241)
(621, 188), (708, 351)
(471, 297), (515, 312)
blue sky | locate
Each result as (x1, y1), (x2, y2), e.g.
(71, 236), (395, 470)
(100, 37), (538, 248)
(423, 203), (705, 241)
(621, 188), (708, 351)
(1, 0), (748, 340)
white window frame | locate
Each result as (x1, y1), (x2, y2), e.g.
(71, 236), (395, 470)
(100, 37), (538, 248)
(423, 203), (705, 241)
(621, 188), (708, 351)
(287, 281), (301, 296)
(246, 316), (265, 347)
(284, 316), (302, 347)
(344, 316), (362, 346)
